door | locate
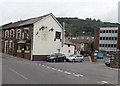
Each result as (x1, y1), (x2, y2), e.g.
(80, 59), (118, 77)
(21, 44), (25, 58)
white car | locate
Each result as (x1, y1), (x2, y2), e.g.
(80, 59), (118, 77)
(66, 54), (84, 62)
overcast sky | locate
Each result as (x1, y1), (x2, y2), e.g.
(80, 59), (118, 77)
(0, 0), (119, 25)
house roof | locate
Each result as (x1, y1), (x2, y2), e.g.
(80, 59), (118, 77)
(64, 39), (73, 45)
(2, 13), (62, 29)
(69, 39), (89, 44)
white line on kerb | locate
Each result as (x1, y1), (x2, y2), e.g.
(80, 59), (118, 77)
(9, 68), (28, 80)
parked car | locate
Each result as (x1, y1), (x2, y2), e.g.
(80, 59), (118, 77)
(66, 54), (84, 62)
(46, 53), (66, 62)
(96, 53), (104, 59)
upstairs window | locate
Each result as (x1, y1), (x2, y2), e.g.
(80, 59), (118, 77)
(5, 30), (9, 38)
(55, 31), (61, 39)
(10, 29), (14, 38)
(16, 29), (21, 39)
(24, 29), (29, 39)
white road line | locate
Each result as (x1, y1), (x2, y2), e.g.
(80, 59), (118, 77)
(9, 68), (28, 80)
(51, 68), (57, 70)
(46, 66), (50, 69)
(72, 73), (83, 77)
(57, 69), (63, 72)
(64, 71), (71, 75)
(41, 65), (46, 67)
(101, 81), (108, 84)
(98, 81), (108, 84)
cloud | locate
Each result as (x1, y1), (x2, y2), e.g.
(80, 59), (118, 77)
(0, 0), (119, 25)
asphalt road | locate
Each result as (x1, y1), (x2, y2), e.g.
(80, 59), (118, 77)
(2, 54), (119, 85)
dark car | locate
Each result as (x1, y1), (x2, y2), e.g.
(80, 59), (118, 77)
(46, 53), (66, 62)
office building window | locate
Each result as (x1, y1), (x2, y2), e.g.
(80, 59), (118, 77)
(111, 37), (114, 40)
(114, 44), (117, 48)
(109, 37), (111, 40)
(108, 44), (110, 47)
(115, 30), (117, 33)
(105, 44), (107, 47)
(103, 37), (105, 40)
(100, 30), (103, 33)
(109, 30), (111, 33)
(112, 30), (114, 33)
(106, 30), (108, 33)
(114, 37), (117, 40)
(100, 37), (102, 40)
(111, 44), (113, 47)
(106, 37), (108, 40)
(103, 30), (105, 33)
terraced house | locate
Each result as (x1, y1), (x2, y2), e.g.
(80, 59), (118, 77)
(1, 13), (74, 61)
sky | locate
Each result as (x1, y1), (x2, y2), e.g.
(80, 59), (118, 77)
(0, 0), (119, 25)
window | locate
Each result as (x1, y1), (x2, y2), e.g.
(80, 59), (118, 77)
(106, 30), (108, 33)
(109, 30), (111, 33)
(100, 37), (102, 40)
(5, 30), (9, 38)
(103, 30), (105, 33)
(24, 29), (29, 39)
(68, 44), (70, 47)
(115, 30), (117, 33)
(108, 44), (110, 47)
(102, 44), (104, 47)
(103, 37), (105, 40)
(112, 30), (114, 33)
(55, 31), (61, 39)
(114, 44), (117, 48)
(109, 37), (111, 40)
(99, 44), (102, 47)
(114, 37), (117, 40)
(111, 37), (114, 40)
(10, 30), (14, 38)
(111, 44), (113, 47)
(100, 30), (103, 33)
(105, 44), (107, 47)
(16, 29), (21, 39)
(106, 37), (108, 40)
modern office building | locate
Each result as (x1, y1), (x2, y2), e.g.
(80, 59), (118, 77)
(94, 27), (120, 52)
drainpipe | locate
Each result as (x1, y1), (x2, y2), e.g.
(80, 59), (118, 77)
(62, 22), (65, 47)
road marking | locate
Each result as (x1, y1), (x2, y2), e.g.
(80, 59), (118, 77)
(57, 69), (63, 72)
(51, 67), (57, 70)
(72, 73), (83, 77)
(98, 81), (108, 84)
(9, 68), (28, 80)
(40, 64), (84, 78)
(64, 71), (71, 75)
(46, 66), (50, 69)
(41, 65), (46, 67)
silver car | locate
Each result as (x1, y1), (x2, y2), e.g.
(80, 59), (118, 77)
(66, 54), (84, 62)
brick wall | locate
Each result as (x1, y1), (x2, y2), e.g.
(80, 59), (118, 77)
(94, 28), (100, 50)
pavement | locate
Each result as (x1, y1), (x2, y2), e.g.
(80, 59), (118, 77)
(1, 53), (119, 85)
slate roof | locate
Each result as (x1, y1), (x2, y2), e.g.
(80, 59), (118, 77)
(69, 39), (89, 44)
(2, 13), (52, 29)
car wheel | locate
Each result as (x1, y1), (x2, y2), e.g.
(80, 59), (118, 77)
(53, 59), (56, 62)
(63, 59), (66, 62)
(72, 59), (75, 62)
